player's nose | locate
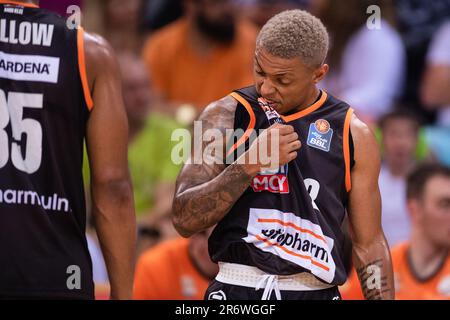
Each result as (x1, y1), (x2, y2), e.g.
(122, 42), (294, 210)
(260, 79), (276, 98)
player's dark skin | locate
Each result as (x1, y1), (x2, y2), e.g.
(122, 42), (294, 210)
(173, 47), (395, 300)
(21, 0), (137, 300)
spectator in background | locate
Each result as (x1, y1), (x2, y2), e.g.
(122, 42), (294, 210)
(394, 0), (450, 124)
(117, 53), (182, 259)
(142, 0), (257, 112)
(378, 110), (421, 247)
(235, 0), (307, 29)
(316, 0), (405, 123)
(117, 53), (182, 216)
(142, 0), (184, 33)
(134, 228), (218, 300)
(83, 0), (146, 54)
(342, 163), (450, 300)
(421, 20), (450, 167)
(421, 20), (450, 126)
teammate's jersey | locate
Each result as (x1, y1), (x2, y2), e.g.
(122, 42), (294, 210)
(341, 243), (450, 299)
(209, 85), (354, 286)
(0, 2), (93, 298)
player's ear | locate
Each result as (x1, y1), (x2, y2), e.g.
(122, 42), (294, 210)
(407, 198), (421, 223)
(312, 64), (329, 84)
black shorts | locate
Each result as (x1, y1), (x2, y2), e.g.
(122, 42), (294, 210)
(205, 279), (341, 300)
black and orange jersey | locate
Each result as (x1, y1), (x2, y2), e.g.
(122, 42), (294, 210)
(0, 1), (93, 298)
(209, 85), (354, 286)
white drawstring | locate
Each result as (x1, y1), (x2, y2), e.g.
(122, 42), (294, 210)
(256, 274), (282, 300)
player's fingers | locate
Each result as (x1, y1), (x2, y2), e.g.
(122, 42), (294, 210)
(278, 124), (295, 135)
(284, 132), (299, 143)
(287, 151), (298, 162)
(288, 140), (302, 152)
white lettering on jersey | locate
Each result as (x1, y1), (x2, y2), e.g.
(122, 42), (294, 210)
(304, 178), (320, 211)
(0, 51), (59, 83)
(0, 19), (54, 47)
(243, 208), (336, 283)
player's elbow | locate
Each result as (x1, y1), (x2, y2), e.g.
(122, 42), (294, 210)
(173, 222), (194, 238)
(91, 177), (135, 221)
(171, 197), (196, 238)
(172, 217), (194, 238)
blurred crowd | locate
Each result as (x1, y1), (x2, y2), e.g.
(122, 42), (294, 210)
(40, 0), (450, 299)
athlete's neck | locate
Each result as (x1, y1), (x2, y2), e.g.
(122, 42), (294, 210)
(409, 230), (448, 280)
(289, 86), (321, 115)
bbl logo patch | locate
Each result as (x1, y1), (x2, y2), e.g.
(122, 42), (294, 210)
(307, 119), (333, 152)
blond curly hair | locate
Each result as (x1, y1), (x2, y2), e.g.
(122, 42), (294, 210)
(256, 10), (329, 68)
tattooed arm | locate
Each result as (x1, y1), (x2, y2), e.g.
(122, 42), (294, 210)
(347, 114), (395, 300)
(172, 96), (257, 237)
(172, 96), (300, 237)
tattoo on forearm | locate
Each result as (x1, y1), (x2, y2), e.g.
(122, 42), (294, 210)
(356, 259), (392, 300)
(173, 163), (252, 234)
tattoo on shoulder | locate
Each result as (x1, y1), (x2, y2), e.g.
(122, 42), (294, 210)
(199, 96), (238, 133)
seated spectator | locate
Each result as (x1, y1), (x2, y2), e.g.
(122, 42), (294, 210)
(421, 20), (450, 126)
(341, 163), (450, 300)
(378, 110), (422, 246)
(134, 228), (218, 300)
(317, 0), (406, 123)
(142, 0), (257, 112)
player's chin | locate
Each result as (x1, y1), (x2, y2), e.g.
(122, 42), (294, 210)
(273, 104), (287, 114)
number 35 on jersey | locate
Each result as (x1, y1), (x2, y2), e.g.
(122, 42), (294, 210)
(0, 89), (43, 174)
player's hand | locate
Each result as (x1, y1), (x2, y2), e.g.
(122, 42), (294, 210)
(242, 123), (301, 175)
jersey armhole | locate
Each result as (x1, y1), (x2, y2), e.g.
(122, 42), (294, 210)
(77, 27), (94, 111)
(226, 92), (256, 157)
(343, 108), (354, 193)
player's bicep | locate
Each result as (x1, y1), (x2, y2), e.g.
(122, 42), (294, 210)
(174, 97), (238, 195)
(347, 115), (383, 245)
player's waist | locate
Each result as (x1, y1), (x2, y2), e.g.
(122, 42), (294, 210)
(216, 262), (334, 291)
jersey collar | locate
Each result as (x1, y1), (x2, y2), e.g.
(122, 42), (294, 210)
(281, 90), (328, 123)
